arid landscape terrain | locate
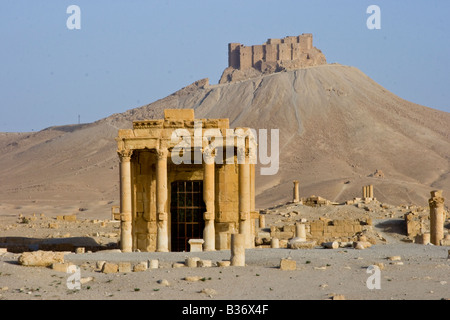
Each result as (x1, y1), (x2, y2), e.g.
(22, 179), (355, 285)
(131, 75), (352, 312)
(0, 61), (449, 301)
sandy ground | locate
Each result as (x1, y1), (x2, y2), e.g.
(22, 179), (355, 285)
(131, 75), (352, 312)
(0, 201), (449, 302)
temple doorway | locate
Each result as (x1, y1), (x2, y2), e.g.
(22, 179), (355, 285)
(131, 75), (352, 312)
(170, 180), (206, 252)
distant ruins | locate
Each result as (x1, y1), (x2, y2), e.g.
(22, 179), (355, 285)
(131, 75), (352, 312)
(219, 33), (326, 83)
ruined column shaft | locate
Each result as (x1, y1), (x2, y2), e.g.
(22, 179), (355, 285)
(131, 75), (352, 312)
(296, 223), (306, 241)
(239, 161), (252, 248)
(156, 149), (169, 252)
(293, 180), (300, 203)
(119, 150), (133, 252)
(429, 190), (445, 246)
(203, 161), (215, 251)
(369, 185), (374, 198)
(230, 233), (245, 266)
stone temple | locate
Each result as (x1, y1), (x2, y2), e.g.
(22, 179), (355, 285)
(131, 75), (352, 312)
(115, 109), (257, 252)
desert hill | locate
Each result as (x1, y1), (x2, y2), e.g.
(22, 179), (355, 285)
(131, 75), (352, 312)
(1, 63), (449, 216)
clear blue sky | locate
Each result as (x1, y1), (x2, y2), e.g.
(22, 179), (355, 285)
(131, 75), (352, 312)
(0, 0), (449, 132)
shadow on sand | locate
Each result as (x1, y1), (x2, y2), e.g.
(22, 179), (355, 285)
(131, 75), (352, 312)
(0, 236), (118, 253)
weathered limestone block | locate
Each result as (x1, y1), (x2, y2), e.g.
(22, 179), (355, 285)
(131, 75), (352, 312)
(102, 262), (119, 274)
(96, 261), (106, 270)
(217, 260), (231, 267)
(52, 262), (71, 273)
(75, 247), (85, 254)
(197, 260), (212, 268)
(415, 233), (430, 245)
(148, 259), (159, 269)
(353, 241), (372, 250)
(185, 257), (200, 268)
(118, 262), (132, 273)
(18, 251), (65, 267)
(133, 262), (148, 272)
(289, 240), (316, 249)
(280, 258), (296, 271)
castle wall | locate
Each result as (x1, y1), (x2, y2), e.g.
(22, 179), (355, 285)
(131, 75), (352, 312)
(252, 45), (264, 68)
(298, 33), (313, 51)
(228, 33), (320, 71)
(228, 43), (241, 69)
(265, 43), (278, 63)
(291, 43), (302, 60)
(278, 43), (291, 61)
(239, 46), (252, 70)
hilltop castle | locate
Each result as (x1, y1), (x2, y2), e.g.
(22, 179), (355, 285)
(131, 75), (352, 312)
(219, 33), (326, 83)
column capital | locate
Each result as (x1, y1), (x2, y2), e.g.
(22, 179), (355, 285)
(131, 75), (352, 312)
(429, 196), (445, 207)
(118, 149), (133, 162)
(156, 148), (168, 160)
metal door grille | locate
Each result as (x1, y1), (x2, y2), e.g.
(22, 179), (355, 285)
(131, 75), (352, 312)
(170, 181), (205, 252)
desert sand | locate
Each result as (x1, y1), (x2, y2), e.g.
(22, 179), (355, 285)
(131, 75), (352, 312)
(0, 199), (449, 302)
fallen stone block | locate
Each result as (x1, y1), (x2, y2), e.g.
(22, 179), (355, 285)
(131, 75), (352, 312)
(197, 260), (212, 268)
(52, 262), (71, 273)
(185, 257), (200, 268)
(289, 240), (316, 249)
(118, 262), (132, 273)
(172, 262), (185, 268)
(133, 262), (148, 272)
(18, 250), (65, 267)
(217, 261), (231, 267)
(96, 261), (106, 270)
(387, 256), (401, 261)
(102, 262), (118, 274)
(148, 259), (159, 269)
(280, 258), (296, 271)
(353, 241), (372, 250)
(322, 241), (339, 249)
(75, 247), (85, 254)
(184, 276), (202, 282)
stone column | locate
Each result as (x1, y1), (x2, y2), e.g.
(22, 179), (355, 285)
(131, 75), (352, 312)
(239, 161), (252, 248)
(119, 149), (133, 253)
(429, 190), (445, 246)
(230, 233), (245, 266)
(369, 185), (374, 199)
(259, 214), (266, 229)
(293, 180), (300, 203)
(203, 160), (215, 251)
(271, 238), (279, 248)
(156, 148), (169, 252)
(362, 186), (367, 198)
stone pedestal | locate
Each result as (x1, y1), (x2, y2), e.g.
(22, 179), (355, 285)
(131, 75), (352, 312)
(189, 239), (205, 252)
(230, 234), (245, 266)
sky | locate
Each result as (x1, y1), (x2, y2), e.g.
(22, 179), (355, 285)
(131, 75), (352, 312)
(0, 0), (449, 132)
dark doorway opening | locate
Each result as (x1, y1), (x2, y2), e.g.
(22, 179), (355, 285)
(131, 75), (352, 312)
(170, 180), (205, 252)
